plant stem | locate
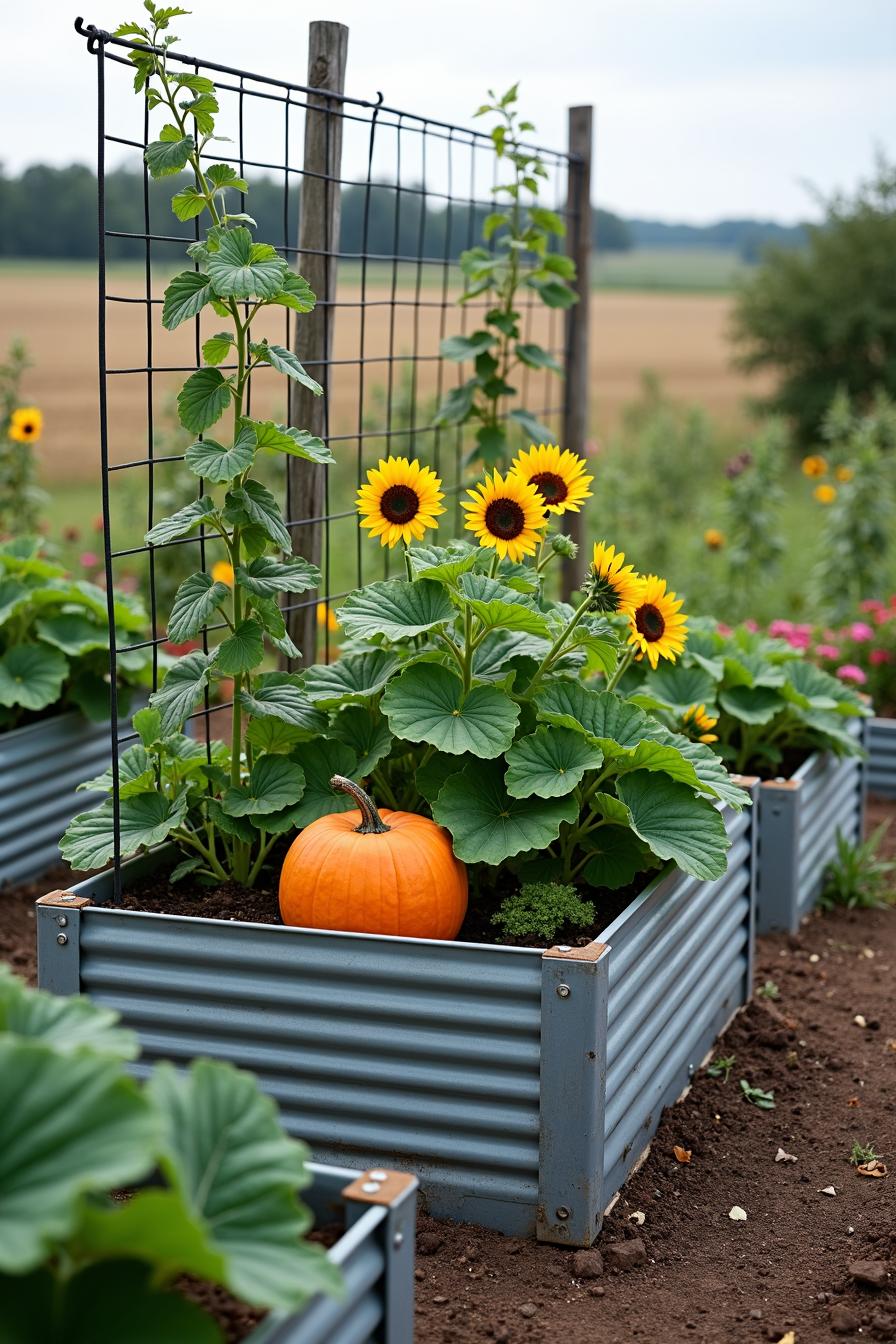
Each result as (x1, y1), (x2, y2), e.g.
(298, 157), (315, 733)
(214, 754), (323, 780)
(527, 594), (592, 695)
(606, 646), (635, 694)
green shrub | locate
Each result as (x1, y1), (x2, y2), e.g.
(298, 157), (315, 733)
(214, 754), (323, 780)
(492, 882), (596, 941)
(820, 823), (895, 910)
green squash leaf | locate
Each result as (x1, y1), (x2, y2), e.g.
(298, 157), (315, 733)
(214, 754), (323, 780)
(504, 726), (603, 799)
(149, 649), (217, 734)
(206, 227), (288, 300)
(302, 650), (400, 706)
(719, 684), (785, 725)
(329, 704), (393, 776)
(184, 425), (256, 483)
(215, 619), (265, 676)
(236, 555), (320, 597)
(145, 131), (194, 178)
(286, 740), (359, 827)
(582, 825), (654, 891)
(78, 744), (155, 800)
(615, 770), (729, 881)
(339, 579), (455, 642)
(61, 792), (189, 871)
(456, 572), (551, 637)
(0, 644), (68, 711)
(145, 495), (218, 547)
(406, 543), (480, 585)
(382, 663), (520, 757)
(238, 674), (326, 735)
(432, 760), (578, 866)
(643, 663), (719, 715)
(33, 615), (107, 658)
(252, 342), (323, 397)
(162, 271), (214, 330)
(177, 368), (231, 435)
(0, 970), (138, 1060)
(222, 755), (305, 818)
(224, 481), (290, 551)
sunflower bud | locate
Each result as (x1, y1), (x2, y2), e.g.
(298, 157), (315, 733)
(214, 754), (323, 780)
(550, 532), (578, 559)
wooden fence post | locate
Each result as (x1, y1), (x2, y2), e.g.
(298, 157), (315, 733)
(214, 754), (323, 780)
(561, 105), (593, 600)
(286, 20), (349, 664)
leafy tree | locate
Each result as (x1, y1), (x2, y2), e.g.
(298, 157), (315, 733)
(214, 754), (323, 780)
(732, 156), (896, 443)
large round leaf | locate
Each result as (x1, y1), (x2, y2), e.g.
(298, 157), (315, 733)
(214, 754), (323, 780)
(184, 426), (256, 483)
(432, 760), (578, 866)
(652, 730), (752, 810)
(177, 368), (231, 435)
(0, 644), (67, 712)
(643, 663), (719, 714)
(206, 227), (287, 300)
(238, 674), (327, 735)
(149, 649), (217, 734)
(582, 825), (655, 891)
(149, 1059), (341, 1310)
(287, 740), (358, 826)
(215, 618), (265, 676)
(61, 792), (189, 871)
(381, 663), (519, 757)
(236, 556), (321, 597)
(504, 726), (603, 799)
(33, 615), (107, 658)
(0, 1041), (156, 1274)
(719, 684), (785, 725)
(535, 681), (653, 748)
(329, 704), (393, 775)
(456, 573), (551, 638)
(221, 756), (305, 818)
(615, 770), (730, 881)
(338, 579), (455, 642)
(407, 543), (480, 585)
(0, 969), (137, 1061)
(302, 650), (400, 706)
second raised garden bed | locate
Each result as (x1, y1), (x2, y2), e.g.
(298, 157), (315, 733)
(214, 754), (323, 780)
(37, 786), (757, 1250)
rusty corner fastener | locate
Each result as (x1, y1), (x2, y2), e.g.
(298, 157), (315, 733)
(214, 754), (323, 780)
(543, 941), (608, 962)
(761, 777), (802, 791)
(729, 774), (760, 790)
(36, 890), (92, 909)
(342, 1169), (418, 1207)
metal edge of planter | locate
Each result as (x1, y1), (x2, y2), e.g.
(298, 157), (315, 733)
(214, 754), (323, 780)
(0, 710), (115, 885)
(35, 794), (755, 1249)
(866, 716), (896, 798)
(755, 718), (867, 935)
(250, 1161), (417, 1344)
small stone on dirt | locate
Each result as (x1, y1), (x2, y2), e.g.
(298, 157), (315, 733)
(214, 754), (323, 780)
(848, 1259), (890, 1288)
(830, 1303), (861, 1333)
(603, 1238), (647, 1270)
(819, 1186), (837, 1196)
(629, 1210), (646, 1225)
(572, 1249), (604, 1279)
(729, 1206), (748, 1221)
(519, 1302), (537, 1318)
(775, 1147), (798, 1163)
(854, 1015), (868, 1028)
(417, 1231), (444, 1255)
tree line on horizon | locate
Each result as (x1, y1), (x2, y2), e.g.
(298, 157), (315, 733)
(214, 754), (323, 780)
(0, 163), (806, 263)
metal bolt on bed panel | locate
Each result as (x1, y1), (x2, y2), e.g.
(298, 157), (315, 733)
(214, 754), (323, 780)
(556, 983), (571, 998)
(555, 1206), (570, 1220)
(56, 934), (67, 946)
(393, 1232), (404, 1249)
(369, 1170), (388, 1180)
(361, 1180), (382, 1194)
(56, 916), (68, 927)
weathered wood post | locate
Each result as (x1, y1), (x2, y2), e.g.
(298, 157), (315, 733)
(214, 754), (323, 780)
(561, 105), (593, 600)
(286, 20), (349, 663)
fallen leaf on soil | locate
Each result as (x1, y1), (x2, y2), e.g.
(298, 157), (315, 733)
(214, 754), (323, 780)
(854, 1015), (868, 1028)
(886, 1039), (896, 1052)
(728, 1206), (747, 1221)
(856, 1160), (888, 1179)
(673, 1145), (692, 1164)
(629, 1211), (646, 1225)
(862, 947), (875, 958)
(847, 1096), (860, 1107)
(775, 1147), (797, 1163)
(818, 1186), (837, 1196)
(778, 1333), (796, 1344)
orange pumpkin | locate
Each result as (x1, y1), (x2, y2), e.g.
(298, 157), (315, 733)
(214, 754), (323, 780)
(279, 774), (468, 940)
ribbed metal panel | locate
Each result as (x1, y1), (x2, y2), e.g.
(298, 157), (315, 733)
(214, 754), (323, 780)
(0, 712), (113, 884)
(599, 804), (752, 1204)
(794, 748), (862, 917)
(77, 904), (543, 1234)
(867, 717), (896, 798)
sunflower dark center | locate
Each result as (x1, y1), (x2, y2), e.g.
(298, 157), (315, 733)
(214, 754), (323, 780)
(485, 498), (525, 540)
(635, 603), (665, 642)
(21, 423), (35, 436)
(529, 471), (568, 504)
(380, 484), (419, 524)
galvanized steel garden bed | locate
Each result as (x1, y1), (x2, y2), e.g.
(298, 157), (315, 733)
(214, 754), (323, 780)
(37, 790), (757, 1249)
(865, 716), (896, 798)
(0, 711), (115, 884)
(755, 720), (867, 934)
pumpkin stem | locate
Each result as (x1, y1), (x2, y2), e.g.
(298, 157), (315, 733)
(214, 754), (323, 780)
(330, 775), (391, 834)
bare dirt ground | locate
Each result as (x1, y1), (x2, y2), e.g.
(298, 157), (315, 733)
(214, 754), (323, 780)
(0, 266), (768, 481)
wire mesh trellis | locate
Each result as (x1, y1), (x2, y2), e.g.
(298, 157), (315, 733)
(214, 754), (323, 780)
(73, 16), (588, 890)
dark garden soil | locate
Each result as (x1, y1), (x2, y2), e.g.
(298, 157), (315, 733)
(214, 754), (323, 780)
(2, 804), (894, 1343)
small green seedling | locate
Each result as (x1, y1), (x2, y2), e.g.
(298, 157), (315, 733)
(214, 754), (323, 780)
(850, 1141), (881, 1166)
(707, 1054), (736, 1083)
(756, 980), (780, 1000)
(740, 1079), (776, 1109)
(821, 823), (895, 910)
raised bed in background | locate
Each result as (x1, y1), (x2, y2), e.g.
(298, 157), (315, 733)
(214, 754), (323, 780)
(865, 716), (896, 799)
(36, 786), (757, 1250)
(0, 711), (114, 884)
(755, 721), (867, 935)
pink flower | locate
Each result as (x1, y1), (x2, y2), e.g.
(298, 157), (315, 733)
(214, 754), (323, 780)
(836, 664), (867, 685)
(79, 551), (99, 569)
(870, 649), (892, 666)
(788, 630), (811, 649)
(860, 599), (885, 615)
(849, 621), (874, 642)
(717, 622), (732, 637)
(743, 619), (758, 633)
(815, 644), (841, 660)
(769, 619), (794, 638)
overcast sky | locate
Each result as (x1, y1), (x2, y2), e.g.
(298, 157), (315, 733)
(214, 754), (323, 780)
(3, 0), (894, 223)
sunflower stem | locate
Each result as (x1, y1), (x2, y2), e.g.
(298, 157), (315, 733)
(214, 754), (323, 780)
(403, 543), (414, 581)
(606, 646), (635, 694)
(526, 594), (592, 696)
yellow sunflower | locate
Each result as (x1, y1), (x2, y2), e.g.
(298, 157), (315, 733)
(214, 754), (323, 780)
(835, 465), (854, 483)
(509, 443), (593, 515)
(8, 407), (43, 443)
(587, 541), (642, 616)
(628, 574), (688, 669)
(461, 469), (548, 562)
(703, 528), (725, 551)
(814, 483), (837, 505)
(211, 560), (234, 586)
(357, 456), (444, 548)
(681, 703), (719, 744)
(801, 454), (827, 478)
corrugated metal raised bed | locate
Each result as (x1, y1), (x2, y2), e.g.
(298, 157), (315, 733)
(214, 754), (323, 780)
(0, 711), (115, 884)
(37, 787), (757, 1249)
(866, 716), (896, 798)
(250, 1160), (416, 1344)
(755, 720), (867, 934)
